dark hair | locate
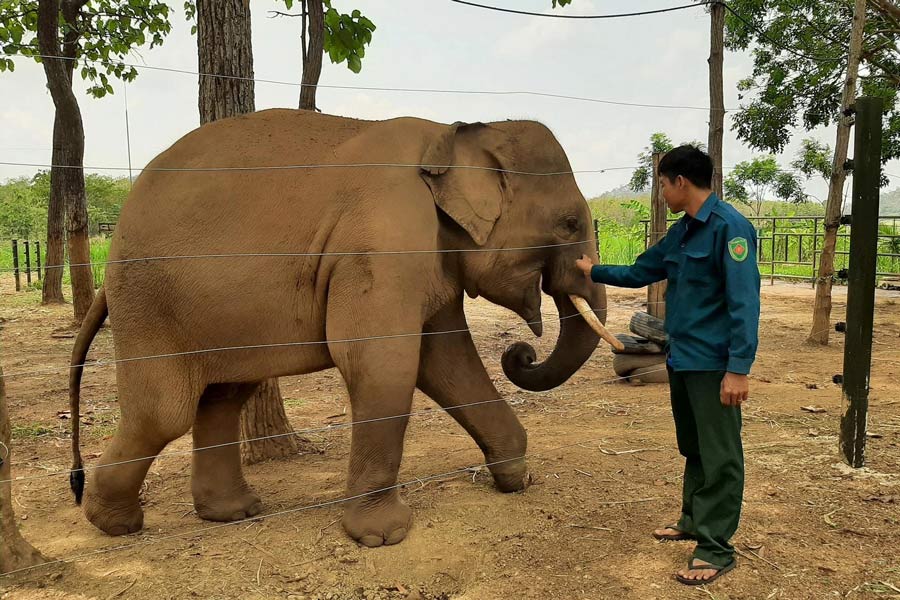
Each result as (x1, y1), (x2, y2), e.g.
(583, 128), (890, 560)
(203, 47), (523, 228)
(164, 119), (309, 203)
(658, 145), (713, 189)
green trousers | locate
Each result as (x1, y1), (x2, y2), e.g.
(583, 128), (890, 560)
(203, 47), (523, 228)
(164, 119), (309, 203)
(668, 368), (744, 567)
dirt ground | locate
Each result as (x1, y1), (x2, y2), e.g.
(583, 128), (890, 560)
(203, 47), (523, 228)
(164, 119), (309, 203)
(1, 279), (899, 600)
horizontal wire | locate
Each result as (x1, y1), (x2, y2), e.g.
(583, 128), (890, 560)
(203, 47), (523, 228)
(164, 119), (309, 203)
(1, 51), (731, 112)
(0, 305), (606, 380)
(0, 366), (668, 486)
(0, 240), (594, 275)
(448, 0), (703, 19)
(0, 159), (637, 176)
(0, 430), (653, 579)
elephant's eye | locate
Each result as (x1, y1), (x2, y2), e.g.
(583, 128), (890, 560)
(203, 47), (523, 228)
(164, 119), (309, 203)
(564, 216), (579, 232)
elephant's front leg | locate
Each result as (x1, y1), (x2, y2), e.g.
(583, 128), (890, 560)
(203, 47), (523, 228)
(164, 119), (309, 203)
(417, 300), (529, 493)
(328, 322), (420, 547)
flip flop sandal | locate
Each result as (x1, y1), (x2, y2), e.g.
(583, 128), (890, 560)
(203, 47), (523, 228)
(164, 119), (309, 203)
(674, 557), (737, 586)
(652, 524), (695, 541)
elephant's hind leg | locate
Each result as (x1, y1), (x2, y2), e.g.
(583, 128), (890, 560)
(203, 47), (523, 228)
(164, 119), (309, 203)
(83, 362), (199, 536)
(191, 383), (263, 522)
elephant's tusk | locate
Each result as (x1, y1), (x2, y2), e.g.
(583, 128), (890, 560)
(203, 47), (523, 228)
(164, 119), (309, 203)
(569, 295), (625, 352)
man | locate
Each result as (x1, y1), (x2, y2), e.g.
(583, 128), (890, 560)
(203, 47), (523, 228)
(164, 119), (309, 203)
(576, 145), (760, 585)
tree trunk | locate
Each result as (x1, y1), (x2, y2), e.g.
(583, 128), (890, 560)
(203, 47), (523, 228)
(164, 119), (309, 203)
(707, 0), (725, 200)
(197, 0), (256, 124)
(37, 0), (95, 323)
(808, 0), (867, 345)
(37, 1), (66, 307)
(647, 152), (667, 319)
(197, 0), (297, 464)
(299, 0), (324, 111)
(42, 166), (65, 305)
(1, 368), (47, 574)
(239, 380), (299, 463)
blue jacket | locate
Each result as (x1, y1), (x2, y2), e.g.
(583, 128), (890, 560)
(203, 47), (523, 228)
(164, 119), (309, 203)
(591, 194), (761, 374)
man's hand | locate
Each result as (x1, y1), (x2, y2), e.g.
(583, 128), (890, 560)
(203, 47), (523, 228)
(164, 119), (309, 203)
(721, 372), (749, 407)
(575, 254), (595, 278)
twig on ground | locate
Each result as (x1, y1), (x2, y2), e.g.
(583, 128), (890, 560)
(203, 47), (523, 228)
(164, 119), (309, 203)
(107, 579), (137, 599)
(596, 497), (659, 506)
(741, 544), (780, 570)
(315, 517), (341, 544)
(567, 524), (612, 532)
(598, 447), (662, 455)
(240, 537), (280, 562)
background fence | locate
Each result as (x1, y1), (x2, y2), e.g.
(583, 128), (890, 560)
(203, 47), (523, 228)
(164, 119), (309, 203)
(4, 216), (900, 293)
(595, 215), (900, 285)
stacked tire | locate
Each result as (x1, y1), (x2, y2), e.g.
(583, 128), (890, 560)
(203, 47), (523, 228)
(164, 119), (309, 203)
(612, 312), (669, 384)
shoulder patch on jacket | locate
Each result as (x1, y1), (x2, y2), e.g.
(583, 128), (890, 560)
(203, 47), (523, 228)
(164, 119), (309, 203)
(728, 237), (749, 262)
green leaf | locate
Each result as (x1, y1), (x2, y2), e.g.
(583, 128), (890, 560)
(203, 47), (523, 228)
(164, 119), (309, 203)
(325, 8), (341, 29)
(347, 53), (361, 73)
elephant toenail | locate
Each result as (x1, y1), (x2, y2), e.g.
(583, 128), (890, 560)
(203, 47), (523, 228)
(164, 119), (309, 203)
(385, 528), (408, 545)
(359, 535), (384, 547)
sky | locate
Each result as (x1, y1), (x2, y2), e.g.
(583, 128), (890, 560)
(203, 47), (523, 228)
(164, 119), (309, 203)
(0, 0), (898, 201)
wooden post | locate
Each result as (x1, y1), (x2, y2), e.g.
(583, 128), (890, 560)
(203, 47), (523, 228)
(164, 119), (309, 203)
(840, 97), (884, 468)
(647, 152), (667, 319)
(594, 218), (600, 258)
(707, 0), (726, 200)
(770, 218), (776, 285)
(1, 367), (47, 573)
(23, 241), (31, 287)
(35, 241), (42, 281)
(11, 241), (20, 293)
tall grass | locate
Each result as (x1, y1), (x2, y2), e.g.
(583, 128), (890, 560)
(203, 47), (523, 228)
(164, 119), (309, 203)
(0, 237), (112, 289)
(588, 196), (900, 280)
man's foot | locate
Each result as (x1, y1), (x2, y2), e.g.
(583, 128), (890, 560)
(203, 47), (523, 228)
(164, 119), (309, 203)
(674, 557), (736, 586)
(652, 524), (694, 541)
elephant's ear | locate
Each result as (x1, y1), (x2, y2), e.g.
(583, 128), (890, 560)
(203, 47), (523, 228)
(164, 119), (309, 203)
(420, 122), (510, 246)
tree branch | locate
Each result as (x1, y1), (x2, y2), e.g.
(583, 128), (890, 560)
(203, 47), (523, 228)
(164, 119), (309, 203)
(267, 10), (307, 18)
(870, 0), (900, 26)
(861, 51), (900, 85)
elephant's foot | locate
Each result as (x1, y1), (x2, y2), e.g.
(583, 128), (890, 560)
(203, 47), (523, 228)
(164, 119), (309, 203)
(193, 487), (262, 522)
(489, 457), (531, 493)
(342, 491), (413, 548)
(83, 490), (144, 536)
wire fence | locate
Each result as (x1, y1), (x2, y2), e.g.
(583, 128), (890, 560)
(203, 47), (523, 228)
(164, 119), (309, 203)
(0, 3), (892, 582)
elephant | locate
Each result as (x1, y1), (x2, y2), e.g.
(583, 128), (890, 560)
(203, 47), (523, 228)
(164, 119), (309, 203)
(68, 109), (615, 547)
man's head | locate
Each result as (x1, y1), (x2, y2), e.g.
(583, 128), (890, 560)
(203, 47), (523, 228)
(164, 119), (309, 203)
(658, 145), (713, 214)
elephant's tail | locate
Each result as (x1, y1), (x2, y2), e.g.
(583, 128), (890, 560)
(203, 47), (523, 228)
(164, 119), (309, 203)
(68, 286), (108, 504)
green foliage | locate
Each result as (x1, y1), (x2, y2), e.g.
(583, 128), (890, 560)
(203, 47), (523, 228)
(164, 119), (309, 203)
(629, 132), (706, 193)
(724, 156), (807, 214)
(0, 172), (129, 240)
(725, 0), (900, 166)
(320, 2), (375, 74)
(551, 0), (574, 7)
(791, 137), (833, 182)
(0, 176), (47, 239)
(0, 0), (172, 98)
(185, 1), (376, 74)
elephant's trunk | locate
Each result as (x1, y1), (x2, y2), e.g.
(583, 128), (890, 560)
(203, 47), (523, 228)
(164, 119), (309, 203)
(501, 292), (603, 392)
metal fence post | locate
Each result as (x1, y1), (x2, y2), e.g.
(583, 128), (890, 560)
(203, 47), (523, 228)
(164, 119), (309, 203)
(24, 241), (32, 286)
(840, 96), (884, 468)
(11, 240), (20, 292)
